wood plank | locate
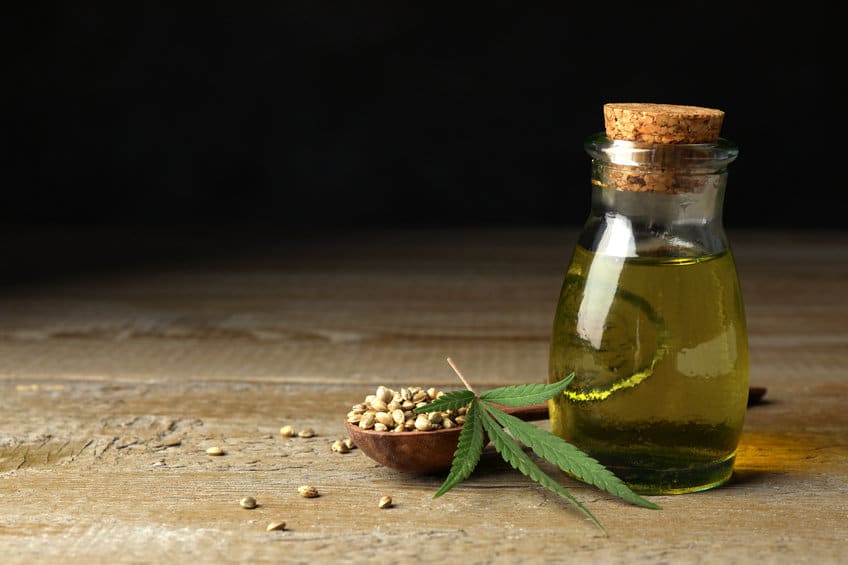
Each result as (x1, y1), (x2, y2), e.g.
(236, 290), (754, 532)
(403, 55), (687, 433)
(2, 227), (847, 563)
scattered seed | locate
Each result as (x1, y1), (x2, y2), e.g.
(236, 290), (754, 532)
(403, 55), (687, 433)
(298, 485), (319, 498)
(239, 496), (258, 509)
(205, 446), (225, 456)
(279, 425), (295, 438)
(378, 495), (393, 509)
(331, 439), (350, 453)
(266, 520), (286, 531)
(297, 428), (315, 438)
(342, 437), (356, 450)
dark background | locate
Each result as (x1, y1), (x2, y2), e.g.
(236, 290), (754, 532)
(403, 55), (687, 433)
(3, 6), (835, 244)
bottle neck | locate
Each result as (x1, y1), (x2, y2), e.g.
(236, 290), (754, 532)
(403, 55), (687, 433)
(578, 134), (738, 259)
(578, 183), (728, 258)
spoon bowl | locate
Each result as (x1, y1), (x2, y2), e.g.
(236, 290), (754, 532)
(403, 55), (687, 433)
(344, 403), (549, 474)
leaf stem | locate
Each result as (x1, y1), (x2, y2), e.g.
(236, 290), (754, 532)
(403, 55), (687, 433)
(447, 357), (476, 394)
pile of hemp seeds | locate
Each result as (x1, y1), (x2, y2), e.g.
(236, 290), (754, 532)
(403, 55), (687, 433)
(346, 385), (467, 432)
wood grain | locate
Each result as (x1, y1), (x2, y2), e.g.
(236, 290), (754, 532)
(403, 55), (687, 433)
(2, 227), (847, 564)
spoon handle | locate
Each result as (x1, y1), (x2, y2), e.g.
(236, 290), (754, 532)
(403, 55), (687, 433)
(491, 385), (766, 421)
(494, 403), (550, 422)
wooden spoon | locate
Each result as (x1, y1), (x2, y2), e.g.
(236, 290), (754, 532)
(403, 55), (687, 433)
(343, 403), (549, 474)
(344, 386), (768, 474)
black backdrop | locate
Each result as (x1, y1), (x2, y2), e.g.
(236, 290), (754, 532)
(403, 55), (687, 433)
(5, 6), (835, 233)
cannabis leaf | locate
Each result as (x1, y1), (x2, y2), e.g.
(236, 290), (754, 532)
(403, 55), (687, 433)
(485, 404), (658, 510)
(415, 358), (660, 532)
(432, 398), (485, 498)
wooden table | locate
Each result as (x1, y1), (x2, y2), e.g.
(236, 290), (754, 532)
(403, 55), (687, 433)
(2, 226), (846, 564)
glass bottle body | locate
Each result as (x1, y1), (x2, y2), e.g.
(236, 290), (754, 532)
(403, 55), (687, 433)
(548, 135), (750, 494)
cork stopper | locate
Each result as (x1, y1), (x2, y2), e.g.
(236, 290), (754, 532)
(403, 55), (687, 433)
(594, 103), (729, 194)
(604, 103), (724, 144)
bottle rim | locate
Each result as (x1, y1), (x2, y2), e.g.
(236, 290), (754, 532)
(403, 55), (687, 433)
(584, 132), (739, 170)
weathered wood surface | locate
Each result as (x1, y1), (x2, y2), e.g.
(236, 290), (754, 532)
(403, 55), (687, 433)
(1, 227), (846, 564)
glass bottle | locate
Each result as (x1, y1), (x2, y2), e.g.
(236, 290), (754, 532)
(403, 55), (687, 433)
(548, 103), (750, 495)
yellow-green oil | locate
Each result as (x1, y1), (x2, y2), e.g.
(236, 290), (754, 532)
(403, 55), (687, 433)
(548, 245), (750, 494)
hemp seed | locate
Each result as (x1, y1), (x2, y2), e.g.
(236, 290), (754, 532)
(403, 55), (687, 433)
(266, 520), (287, 531)
(358, 412), (376, 430)
(279, 425), (296, 438)
(331, 439), (350, 453)
(414, 414), (432, 431)
(240, 496), (258, 509)
(205, 446), (225, 456)
(378, 495), (393, 509)
(297, 485), (319, 498)
(297, 428), (315, 438)
(376, 385), (393, 404)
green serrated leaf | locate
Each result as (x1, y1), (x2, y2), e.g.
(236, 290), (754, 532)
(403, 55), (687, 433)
(483, 402), (661, 510)
(478, 406), (605, 532)
(432, 399), (486, 498)
(478, 374), (574, 406)
(414, 390), (475, 414)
